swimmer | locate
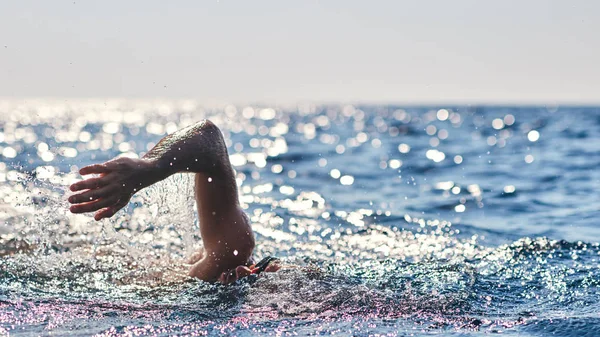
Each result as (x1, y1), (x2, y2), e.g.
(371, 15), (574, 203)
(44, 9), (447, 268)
(68, 120), (280, 283)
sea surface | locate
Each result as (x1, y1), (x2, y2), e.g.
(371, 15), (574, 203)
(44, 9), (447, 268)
(0, 100), (599, 336)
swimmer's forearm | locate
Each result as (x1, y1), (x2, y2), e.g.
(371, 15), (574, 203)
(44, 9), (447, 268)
(69, 120), (234, 220)
(142, 120), (231, 179)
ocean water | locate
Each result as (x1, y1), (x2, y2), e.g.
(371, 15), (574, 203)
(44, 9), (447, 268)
(0, 100), (599, 336)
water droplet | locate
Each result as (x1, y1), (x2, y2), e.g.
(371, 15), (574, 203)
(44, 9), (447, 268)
(398, 144), (411, 153)
(525, 154), (534, 163)
(527, 130), (540, 142)
(492, 118), (504, 130)
(437, 109), (449, 121)
(340, 175), (354, 185)
(504, 185), (516, 193)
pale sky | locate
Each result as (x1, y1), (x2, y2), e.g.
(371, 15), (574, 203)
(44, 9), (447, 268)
(1, 0), (599, 104)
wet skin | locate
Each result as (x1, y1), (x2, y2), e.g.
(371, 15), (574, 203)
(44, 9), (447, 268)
(68, 120), (279, 283)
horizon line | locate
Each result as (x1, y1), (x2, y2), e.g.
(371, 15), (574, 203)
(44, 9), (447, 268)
(1, 96), (600, 108)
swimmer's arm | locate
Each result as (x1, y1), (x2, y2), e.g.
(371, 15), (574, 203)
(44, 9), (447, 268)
(68, 120), (232, 220)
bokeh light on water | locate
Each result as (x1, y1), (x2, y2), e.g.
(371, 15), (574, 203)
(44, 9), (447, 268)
(1, 100), (600, 336)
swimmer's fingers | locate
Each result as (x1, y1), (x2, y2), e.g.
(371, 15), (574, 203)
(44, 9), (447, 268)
(69, 195), (119, 214)
(94, 198), (129, 221)
(79, 164), (111, 175)
(218, 272), (229, 284)
(70, 176), (110, 192)
(68, 185), (117, 204)
(264, 263), (281, 273)
(236, 266), (252, 279)
(218, 266), (253, 284)
(218, 270), (235, 284)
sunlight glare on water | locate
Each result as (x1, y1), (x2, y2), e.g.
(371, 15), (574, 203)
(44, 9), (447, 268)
(0, 100), (600, 336)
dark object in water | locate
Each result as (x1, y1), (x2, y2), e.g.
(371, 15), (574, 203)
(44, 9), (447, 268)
(253, 256), (279, 274)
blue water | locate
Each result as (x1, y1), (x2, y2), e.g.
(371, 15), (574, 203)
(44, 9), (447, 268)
(1, 100), (599, 336)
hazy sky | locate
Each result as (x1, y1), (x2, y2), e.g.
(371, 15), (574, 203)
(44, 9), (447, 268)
(1, 0), (599, 104)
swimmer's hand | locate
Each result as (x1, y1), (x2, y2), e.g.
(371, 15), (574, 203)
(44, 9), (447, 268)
(218, 261), (281, 284)
(68, 157), (161, 220)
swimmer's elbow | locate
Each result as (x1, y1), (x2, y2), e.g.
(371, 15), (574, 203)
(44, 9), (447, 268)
(195, 120), (228, 152)
(198, 119), (223, 138)
(202, 118), (218, 130)
(143, 119), (230, 176)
